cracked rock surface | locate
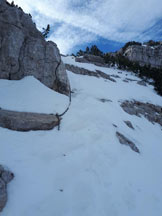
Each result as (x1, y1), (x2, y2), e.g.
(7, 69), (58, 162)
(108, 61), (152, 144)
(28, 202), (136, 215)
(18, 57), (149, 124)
(0, 165), (14, 212)
(122, 45), (162, 69)
(121, 100), (162, 127)
(0, 0), (70, 95)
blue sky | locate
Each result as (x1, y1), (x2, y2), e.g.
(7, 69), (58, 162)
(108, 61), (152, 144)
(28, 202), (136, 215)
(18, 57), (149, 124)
(9, 0), (162, 54)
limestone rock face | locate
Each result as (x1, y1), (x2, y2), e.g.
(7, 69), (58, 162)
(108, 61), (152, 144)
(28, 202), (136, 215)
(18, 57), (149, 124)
(123, 45), (162, 69)
(0, 0), (70, 95)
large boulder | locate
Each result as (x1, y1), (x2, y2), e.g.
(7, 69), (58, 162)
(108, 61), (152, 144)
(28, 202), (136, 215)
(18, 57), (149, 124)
(0, 0), (70, 95)
(0, 108), (60, 131)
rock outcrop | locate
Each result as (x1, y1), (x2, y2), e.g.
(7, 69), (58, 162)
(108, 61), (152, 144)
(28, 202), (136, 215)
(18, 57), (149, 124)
(75, 54), (105, 66)
(121, 100), (162, 126)
(124, 120), (134, 129)
(0, 165), (14, 212)
(116, 132), (140, 153)
(0, 0), (70, 95)
(0, 109), (60, 131)
(65, 64), (116, 82)
(122, 45), (162, 69)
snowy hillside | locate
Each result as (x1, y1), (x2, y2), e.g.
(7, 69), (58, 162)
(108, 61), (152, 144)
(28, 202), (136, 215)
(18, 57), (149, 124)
(1, 56), (162, 216)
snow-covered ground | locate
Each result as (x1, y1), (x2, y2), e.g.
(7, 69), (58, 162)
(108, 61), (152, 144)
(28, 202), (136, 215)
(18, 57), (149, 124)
(0, 76), (69, 114)
(0, 57), (162, 216)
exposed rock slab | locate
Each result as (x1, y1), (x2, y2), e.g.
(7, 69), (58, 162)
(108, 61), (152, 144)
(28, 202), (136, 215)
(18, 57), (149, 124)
(95, 70), (116, 82)
(75, 54), (105, 65)
(121, 100), (162, 126)
(66, 64), (99, 77)
(124, 120), (134, 129)
(137, 80), (147, 86)
(116, 132), (140, 153)
(98, 98), (113, 103)
(0, 0), (70, 95)
(0, 109), (60, 131)
(0, 165), (14, 212)
(65, 64), (116, 82)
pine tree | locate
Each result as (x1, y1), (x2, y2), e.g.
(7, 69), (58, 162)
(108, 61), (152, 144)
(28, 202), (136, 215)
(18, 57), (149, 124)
(42, 24), (50, 39)
(85, 47), (90, 54)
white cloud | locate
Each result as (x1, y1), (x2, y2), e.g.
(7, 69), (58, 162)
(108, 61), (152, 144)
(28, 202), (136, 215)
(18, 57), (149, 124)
(8, 0), (162, 54)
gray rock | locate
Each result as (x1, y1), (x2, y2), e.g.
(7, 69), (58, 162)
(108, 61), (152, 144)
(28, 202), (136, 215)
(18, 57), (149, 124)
(0, 0), (70, 95)
(137, 80), (147, 86)
(98, 98), (113, 103)
(123, 45), (162, 69)
(110, 74), (120, 78)
(126, 78), (138, 82)
(84, 54), (105, 64)
(121, 100), (162, 126)
(113, 124), (118, 128)
(124, 121), (134, 129)
(0, 109), (60, 131)
(1, 171), (14, 184)
(66, 64), (99, 77)
(0, 178), (7, 213)
(0, 166), (4, 175)
(0, 165), (14, 212)
(75, 57), (89, 63)
(123, 79), (129, 83)
(95, 70), (116, 82)
(65, 64), (116, 82)
(75, 54), (105, 65)
(116, 131), (140, 153)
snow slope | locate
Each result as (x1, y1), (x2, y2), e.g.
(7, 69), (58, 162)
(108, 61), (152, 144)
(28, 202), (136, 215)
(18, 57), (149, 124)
(0, 76), (69, 114)
(0, 57), (162, 216)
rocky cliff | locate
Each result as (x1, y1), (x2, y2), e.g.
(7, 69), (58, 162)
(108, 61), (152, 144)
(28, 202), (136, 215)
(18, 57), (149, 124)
(0, 0), (70, 95)
(122, 44), (162, 69)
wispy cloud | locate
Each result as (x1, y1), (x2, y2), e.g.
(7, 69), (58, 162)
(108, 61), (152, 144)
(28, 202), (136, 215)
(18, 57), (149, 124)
(9, 0), (162, 54)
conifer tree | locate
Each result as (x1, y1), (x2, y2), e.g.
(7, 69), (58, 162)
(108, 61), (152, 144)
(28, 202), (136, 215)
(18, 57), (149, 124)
(42, 24), (50, 39)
